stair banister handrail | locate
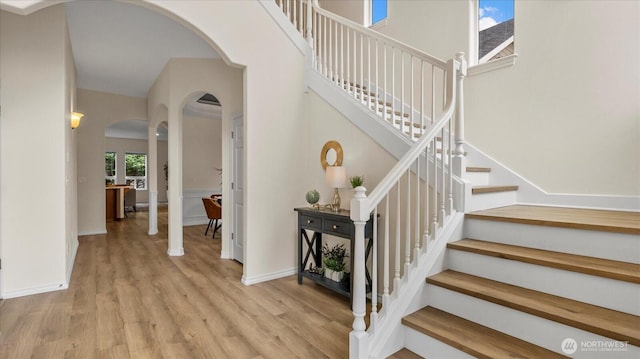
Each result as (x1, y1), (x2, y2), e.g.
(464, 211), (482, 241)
(350, 58), (457, 359)
(362, 64), (456, 212)
(310, 0), (447, 69)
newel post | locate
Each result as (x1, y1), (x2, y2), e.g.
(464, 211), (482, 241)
(350, 186), (370, 358)
(305, 0), (314, 47)
(452, 52), (467, 177)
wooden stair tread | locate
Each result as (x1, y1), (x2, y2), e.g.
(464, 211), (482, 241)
(466, 166), (491, 172)
(471, 185), (518, 194)
(403, 306), (569, 359)
(385, 348), (423, 359)
(466, 205), (640, 235)
(427, 270), (640, 346)
(449, 239), (640, 283)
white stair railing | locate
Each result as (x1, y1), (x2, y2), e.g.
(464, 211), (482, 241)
(275, 1), (467, 357)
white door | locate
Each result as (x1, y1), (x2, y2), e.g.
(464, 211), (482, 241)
(231, 115), (244, 263)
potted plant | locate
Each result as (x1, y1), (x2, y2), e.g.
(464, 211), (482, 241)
(349, 175), (364, 188)
(323, 243), (348, 282)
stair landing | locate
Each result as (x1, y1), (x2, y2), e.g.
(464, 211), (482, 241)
(466, 205), (640, 235)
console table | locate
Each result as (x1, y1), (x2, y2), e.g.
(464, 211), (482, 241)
(294, 207), (375, 300)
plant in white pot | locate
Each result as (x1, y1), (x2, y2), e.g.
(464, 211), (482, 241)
(323, 243), (348, 282)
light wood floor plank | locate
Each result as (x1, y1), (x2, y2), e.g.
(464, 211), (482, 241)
(0, 208), (353, 358)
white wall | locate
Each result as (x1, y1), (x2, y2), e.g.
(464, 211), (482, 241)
(320, 0), (639, 196)
(0, 5), (75, 297)
(77, 89), (147, 235)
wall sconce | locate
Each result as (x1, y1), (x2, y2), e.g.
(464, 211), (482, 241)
(71, 112), (85, 129)
(325, 165), (347, 212)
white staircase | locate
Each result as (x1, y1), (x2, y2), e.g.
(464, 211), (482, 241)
(398, 208), (640, 359)
(269, 2), (640, 359)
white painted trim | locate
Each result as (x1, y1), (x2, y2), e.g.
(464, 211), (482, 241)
(465, 142), (640, 211)
(78, 229), (107, 236)
(371, 212), (465, 358)
(241, 267), (297, 286)
(167, 248), (184, 256)
(66, 238), (79, 284)
(259, 0), (309, 55)
(3, 281), (69, 299)
(309, 71), (412, 162)
(182, 188), (220, 226)
(220, 250), (231, 259)
(468, 54), (517, 76)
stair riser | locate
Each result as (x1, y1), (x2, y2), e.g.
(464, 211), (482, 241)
(465, 171), (490, 186)
(464, 219), (640, 263)
(447, 250), (640, 315)
(404, 326), (475, 359)
(426, 286), (640, 358)
(467, 190), (517, 212)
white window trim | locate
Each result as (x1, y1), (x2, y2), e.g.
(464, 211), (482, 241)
(468, 54), (518, 76)
(125, 152), (148, 190)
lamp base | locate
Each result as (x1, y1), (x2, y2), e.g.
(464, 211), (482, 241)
(330, 188), (341, 212)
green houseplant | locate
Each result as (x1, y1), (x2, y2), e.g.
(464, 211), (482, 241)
(349, 175), (364, 188)
(323, 243), (348, 282)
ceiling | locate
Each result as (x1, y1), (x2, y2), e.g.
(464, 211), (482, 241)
(1, 0), (221, 139)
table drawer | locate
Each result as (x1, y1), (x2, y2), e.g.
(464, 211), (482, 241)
(299, 214), (322, 230)
(323, 219), (351, 237)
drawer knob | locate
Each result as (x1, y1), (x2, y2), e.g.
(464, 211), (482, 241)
(307, 219), (313, 224)
(332, 224), (339, 230)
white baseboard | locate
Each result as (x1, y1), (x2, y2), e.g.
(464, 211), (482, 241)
(465, 143), (640, 211)
(3, 282), (69, 299)
(78, 229), (107, 236)
(241, 267), (297, 286)
(167, 248), (184, 256)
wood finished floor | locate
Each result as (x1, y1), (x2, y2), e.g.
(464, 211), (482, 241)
(0, 209), (355, 359)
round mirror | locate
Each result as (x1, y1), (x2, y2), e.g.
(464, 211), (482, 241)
(320, 140), (343, 170)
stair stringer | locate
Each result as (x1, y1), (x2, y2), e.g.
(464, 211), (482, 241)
(371, 212), (465, 359)
(308, 71), (414, 162)
(465, 143), (640, 211)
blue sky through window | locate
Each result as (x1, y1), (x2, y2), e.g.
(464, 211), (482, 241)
(479, 0), (514, 30)
(372, 0), (387, 25)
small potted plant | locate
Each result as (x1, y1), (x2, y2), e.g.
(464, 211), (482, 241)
(323, 243), (348, 282)
(349, 175), (364, 188)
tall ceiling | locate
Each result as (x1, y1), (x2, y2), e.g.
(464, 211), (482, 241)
(65, 0), (219, 98)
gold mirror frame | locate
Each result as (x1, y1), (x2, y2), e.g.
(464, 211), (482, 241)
(320, 140), (343, 170)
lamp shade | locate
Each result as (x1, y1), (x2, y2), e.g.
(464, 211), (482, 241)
(325, 165), (347, 188)
(71, 112), (84, 129)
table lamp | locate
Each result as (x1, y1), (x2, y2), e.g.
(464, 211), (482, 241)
(325, 165), (347, 212)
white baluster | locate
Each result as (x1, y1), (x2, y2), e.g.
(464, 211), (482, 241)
(414, 159), (421, 258)
(370, 207), (378, 330)
(401, 53), (405, 136)
(440, 127), (446, 224)
(423, 147), (430, 249)
(410, 57), (414, 140)
(405, 169), (411, 273)
(383, 195), (390, 304)
(394, 184), (401, 290)
(328, 19), (332, 80)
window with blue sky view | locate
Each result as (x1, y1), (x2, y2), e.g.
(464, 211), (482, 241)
(371, 0), (387, 25)
(479, 0), (514, 30)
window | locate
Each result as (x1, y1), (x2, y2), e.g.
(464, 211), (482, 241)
(105, 152), (116, 185)
(478, 0), (514, 63)
(370, 0), (387, 26)
(125, 152), (147, 190)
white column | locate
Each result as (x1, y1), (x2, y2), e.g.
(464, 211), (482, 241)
(167, 108), (184, 256)
(148, 124), (158, 235)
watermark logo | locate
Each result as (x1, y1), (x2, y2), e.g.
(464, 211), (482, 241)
(561, 338), (578, 354)
(561, 338), (628, 354)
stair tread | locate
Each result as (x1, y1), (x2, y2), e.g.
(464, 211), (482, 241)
(449, 239), (640, 283)
(466, 205), (640, 235)
(466, 166), (491, 172)
(471, 185), (518, 194)
(385, 348), (423, 359)
(427, 270), (640, 346)
(403, 306), (569, 359)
